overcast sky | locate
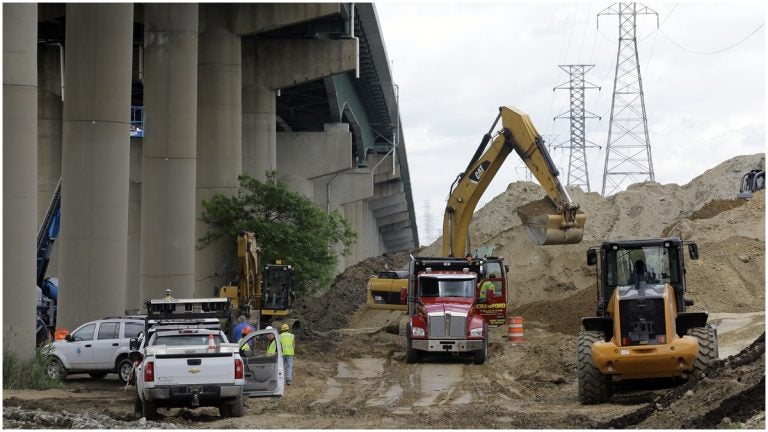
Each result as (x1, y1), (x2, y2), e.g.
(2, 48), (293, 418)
(375, 1), (766, 245)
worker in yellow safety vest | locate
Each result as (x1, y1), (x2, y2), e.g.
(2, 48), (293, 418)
(279, 323), (295, 385)
(265, 326), (277, 356)
(478, 274), (496, 303)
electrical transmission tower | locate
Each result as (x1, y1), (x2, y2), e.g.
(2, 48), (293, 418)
(598, 2), (658, 196)
(422, 200), (434, 245)
(553, 65), (601, 192)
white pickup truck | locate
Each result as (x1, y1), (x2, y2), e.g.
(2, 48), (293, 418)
(130, 298), (284, 420)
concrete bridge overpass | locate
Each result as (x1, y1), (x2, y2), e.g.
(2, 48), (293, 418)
(3, 3), (419, 358)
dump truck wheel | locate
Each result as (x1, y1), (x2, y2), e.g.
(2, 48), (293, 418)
(473, 334), (488, 365)
(689, 324), (719, 379)
(577, 330), (612, 404)
(405, 323), (421, 364)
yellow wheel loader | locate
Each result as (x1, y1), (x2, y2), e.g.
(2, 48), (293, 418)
(578, 237), (718, 404)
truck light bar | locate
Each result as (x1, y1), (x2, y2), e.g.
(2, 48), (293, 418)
(145, 297), (231, 321)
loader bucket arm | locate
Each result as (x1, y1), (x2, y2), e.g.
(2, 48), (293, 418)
(442, 106), (586, 256)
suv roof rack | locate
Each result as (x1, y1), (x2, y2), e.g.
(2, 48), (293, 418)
(101, 315), (146, 320)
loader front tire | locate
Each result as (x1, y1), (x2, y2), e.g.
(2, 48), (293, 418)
(689, 324), (719, 379)
(577, 330), (612, 404)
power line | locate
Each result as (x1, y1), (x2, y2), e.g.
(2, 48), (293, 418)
(660, 22), (764, 55)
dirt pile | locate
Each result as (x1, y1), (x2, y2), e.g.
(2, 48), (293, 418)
(293, 252), (411, 334)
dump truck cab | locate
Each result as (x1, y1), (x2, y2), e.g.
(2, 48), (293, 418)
(404, 257), (490, 365)
(578, 237), (718, 404)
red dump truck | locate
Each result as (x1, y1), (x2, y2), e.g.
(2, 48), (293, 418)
(403, 256), (508, 365)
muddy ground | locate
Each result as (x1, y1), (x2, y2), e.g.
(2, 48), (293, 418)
(3, 154), (765, 429)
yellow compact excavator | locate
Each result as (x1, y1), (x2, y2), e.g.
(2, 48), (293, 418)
(443, 106), (586, 258)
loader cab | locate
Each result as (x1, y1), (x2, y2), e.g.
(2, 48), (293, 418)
(587, 237), (697, 316)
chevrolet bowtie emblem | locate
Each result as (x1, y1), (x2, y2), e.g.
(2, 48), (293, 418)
(189, 367), (201, 374)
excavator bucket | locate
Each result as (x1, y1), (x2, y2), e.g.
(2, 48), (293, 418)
(517, 199), (586, 245)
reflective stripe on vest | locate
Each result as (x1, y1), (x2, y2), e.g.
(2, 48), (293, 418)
(279, 332), (295, 356)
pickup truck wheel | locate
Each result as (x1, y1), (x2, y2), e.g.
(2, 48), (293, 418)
(229, 396), (245, 417)
(133, 397), (142, 418)
(46, 358), (66, 381)
(117, 358), (133, 384)
(405, 324), (421, 364)
(141, 399), (158, 420)
(88, 372), (108, 380)
(218, 403), (231, 418)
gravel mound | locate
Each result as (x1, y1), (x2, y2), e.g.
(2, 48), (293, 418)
(2, 406), (178, 429)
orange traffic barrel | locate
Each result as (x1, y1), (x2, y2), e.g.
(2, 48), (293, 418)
(54, 328), (70, 341)
(507, 316), (524, 343)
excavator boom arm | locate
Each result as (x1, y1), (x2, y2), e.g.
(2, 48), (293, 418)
(442, 106), (585, 257)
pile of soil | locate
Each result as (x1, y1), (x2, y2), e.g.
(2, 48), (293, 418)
(293, 252), (411, 334)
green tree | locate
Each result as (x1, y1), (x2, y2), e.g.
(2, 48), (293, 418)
(199, 174), (357, 295)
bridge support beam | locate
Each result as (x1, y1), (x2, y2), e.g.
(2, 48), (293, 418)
(3, 3), (38, 358)
(58, 4), (134, 328)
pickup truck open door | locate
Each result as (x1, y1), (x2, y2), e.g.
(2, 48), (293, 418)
(237, 327), (285, 397)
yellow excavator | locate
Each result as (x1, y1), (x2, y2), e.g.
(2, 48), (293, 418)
(218, 231), (299, 333)
(443, 106), (586, 257)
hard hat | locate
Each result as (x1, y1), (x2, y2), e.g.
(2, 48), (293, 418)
(164, 289), (171, 294)
(265, 326), (274, 330)
(280, 323), (290, 331)
(242, 326), (252, 335)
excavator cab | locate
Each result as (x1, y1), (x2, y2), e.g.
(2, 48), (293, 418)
(737, 169), (765, 200)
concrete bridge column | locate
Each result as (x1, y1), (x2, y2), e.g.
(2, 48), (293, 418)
(242, 38), (276, 181)
(3, 3), (38, 358)
(58, 4), (134, 328)
(37, 44), (63, 227)
(140, 4), (199, 301)
(195, 24), (242, 297)
(340, 200), (381, 270)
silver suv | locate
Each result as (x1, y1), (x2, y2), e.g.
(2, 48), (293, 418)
(47, 316), (145, 384)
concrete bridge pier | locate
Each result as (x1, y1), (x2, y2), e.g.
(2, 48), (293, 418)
(242, 38), (277, 182)
(57, 4), (134, 328)
(140, 4), (199, 302)
(3, 3), (38, 359)
(195, 19), (242, 298)
(37, 44), (63, 227)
